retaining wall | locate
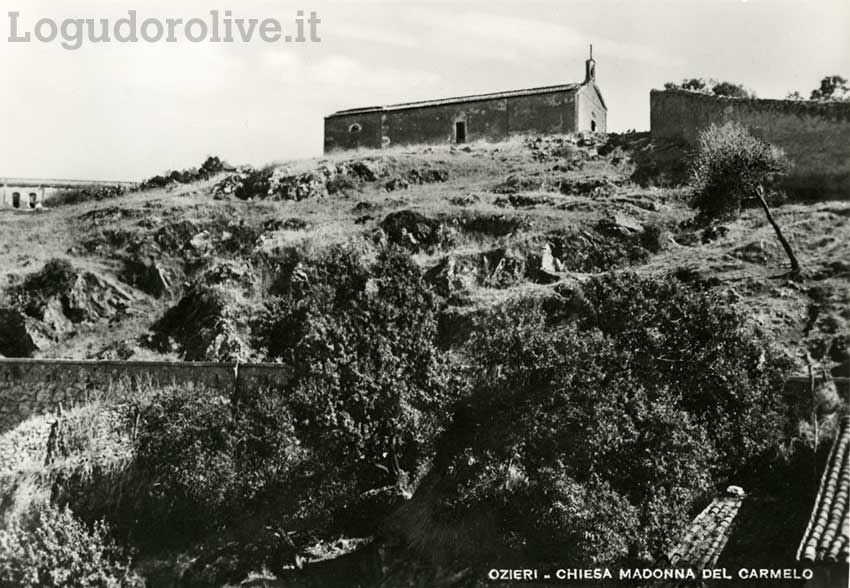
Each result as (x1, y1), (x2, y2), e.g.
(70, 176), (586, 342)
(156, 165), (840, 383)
(0, 358), (291, 434)
(1, 356), (846, 470)
(649, 89), (850, 199)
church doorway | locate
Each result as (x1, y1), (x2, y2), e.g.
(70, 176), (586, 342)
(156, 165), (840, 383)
(455, 121), (467, 144)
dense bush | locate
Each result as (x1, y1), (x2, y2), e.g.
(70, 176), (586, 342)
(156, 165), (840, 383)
(665, 78), (754, 98)
(130, 244), (457, 578)
(0, 503), (143, 588)
(255, 245), (458, 493)
(579, 273), (791, 467)
(140, 156), (228, 190)
(430, 273), (790, 566)
(690, 122), (788, 219)
(133, 386), (306, 548)
(809, 75), (850, 102)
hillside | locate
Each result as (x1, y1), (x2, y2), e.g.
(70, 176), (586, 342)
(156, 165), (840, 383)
(0, 133), (847, 372)
(0, 132), (848, 588)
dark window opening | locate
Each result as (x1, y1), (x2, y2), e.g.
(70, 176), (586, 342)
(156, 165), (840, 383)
(29, 193), (38, 208)
(590, 119), (597, 132)
(11, 192), (20, 208)
(455, 121), (467, 144)
(349, 123), (362, 133)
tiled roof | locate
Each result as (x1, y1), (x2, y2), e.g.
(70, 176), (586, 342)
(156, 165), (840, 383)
(797, 415), (850, 564)
(648, 486), (745, 588)
(327, 83), (582, 118)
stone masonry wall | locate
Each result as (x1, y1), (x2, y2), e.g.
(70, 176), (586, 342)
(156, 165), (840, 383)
(0, 357), (845, 475)
(650, 89), (850, 199)
(323, 111), (384, 152)
(0, 358), (292, 435)
(324, 88), (589, 153)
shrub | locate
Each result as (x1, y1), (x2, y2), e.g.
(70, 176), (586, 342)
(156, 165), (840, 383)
(255, 245), (458, 493)
(431, 273), (790, 566)
(133, 386), (305, 548)
(690, 122), (789, 219)
(809, 75), (850, 102)
(326, 173), (361, 195)
(579, 272), (791, 467)
(664, 78), (755, 98)
(0, 503), (143, 588)
(140, 156), (229, 190)
(711, 81), (752, 98)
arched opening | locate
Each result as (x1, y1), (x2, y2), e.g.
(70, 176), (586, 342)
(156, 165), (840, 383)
(349, 123), (362, 134)
(28, 193), (38, 209)
(590, 119), (597, 132)
(11, 192), (20, 208)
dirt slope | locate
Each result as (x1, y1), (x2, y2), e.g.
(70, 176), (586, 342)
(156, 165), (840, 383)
(0, 133), (846, 377)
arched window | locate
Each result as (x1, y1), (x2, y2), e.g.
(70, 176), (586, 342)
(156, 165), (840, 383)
(349, 123), (362, 133)
(591, 120), (597, 132)
(29, 193), (38, 208)
(11, 192), (20, 208)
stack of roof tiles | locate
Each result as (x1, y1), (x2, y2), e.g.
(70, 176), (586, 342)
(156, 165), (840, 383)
(648, 486), (745, 588)
(797, 415), (850, 564)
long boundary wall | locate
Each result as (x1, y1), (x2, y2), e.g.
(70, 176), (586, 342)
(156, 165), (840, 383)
(0, 358), (291, 433)
(1, 357), (846, 439)
(650, 89), (850, 199)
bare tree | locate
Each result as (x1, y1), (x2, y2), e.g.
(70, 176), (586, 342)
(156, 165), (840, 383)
(755, 185), (800, 274)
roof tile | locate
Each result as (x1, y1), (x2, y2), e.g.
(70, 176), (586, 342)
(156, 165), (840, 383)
(647, 486), (745, 588)
(797, 415), (850, 564)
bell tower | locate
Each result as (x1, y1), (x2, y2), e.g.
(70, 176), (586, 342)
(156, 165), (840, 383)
(585, 44), (596, 83)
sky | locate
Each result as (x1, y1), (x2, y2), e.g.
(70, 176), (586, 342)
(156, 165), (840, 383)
(1, 0), (848, 181)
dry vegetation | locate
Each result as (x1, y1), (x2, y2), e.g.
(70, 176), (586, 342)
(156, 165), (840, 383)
(0, 132), (848, 587)
(0, 132), (846, 368)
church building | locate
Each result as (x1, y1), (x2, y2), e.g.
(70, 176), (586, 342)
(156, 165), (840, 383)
(324, 48), (606, 152)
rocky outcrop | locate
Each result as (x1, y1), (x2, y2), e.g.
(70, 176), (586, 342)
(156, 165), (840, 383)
(380, 210), (447, 253)
(122, 257), (172, 298)
(3, 260), (137, 356)
(426, 248), (529, 298)
(149, 262), (255, 362)
(0, 308), (52, 357)
(214, 158), (448, 200)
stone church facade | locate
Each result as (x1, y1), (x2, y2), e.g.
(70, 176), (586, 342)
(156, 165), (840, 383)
(324, 50), (606, 153)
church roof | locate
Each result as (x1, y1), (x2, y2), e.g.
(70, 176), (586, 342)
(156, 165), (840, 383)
(327, 83), (582, 118)
(797, 415), (850, 564)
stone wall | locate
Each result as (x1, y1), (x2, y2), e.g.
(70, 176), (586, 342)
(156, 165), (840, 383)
(324, 86), (607, 152)
(0, 358), (291, 434)
(577, 83), (607, 133)
(381, 95), (512, 148)
(650, 89), (850, 199)
(323, 111), (384, 152)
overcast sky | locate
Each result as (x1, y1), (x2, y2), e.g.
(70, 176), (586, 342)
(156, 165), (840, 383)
(1, 0), (848, 181)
